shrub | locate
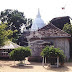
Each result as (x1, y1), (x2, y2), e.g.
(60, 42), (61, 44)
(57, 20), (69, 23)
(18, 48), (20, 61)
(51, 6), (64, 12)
(41, 46), (65, 64)
(9, 47), (31, 61)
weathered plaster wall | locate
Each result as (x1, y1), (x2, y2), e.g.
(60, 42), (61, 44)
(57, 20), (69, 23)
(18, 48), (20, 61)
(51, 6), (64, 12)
(29, 41), (44, 56)
(29, 38), (70, 60)
(54, 38), (70, 60)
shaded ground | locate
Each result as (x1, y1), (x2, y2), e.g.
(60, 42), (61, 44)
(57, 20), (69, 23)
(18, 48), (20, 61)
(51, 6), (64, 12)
(0, 58), (72, 72)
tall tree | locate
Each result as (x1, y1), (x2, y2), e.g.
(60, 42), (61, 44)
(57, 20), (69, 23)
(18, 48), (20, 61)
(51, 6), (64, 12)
(0, 9), (32, 43)
(0, 23), (13, 46)
(0, 9), (27, 32)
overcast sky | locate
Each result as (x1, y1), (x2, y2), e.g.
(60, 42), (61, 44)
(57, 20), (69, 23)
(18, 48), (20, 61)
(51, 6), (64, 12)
(0, 0), (72, 23)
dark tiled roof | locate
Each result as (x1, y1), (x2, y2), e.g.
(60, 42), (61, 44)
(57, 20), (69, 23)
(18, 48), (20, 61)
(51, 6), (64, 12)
(50, 16), (70, 29)
(37, 23), (71, 38)
(50, 16), (70, 21)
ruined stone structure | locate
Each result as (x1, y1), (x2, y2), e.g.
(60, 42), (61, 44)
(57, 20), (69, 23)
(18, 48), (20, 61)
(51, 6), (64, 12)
(27, 23), (71, 61)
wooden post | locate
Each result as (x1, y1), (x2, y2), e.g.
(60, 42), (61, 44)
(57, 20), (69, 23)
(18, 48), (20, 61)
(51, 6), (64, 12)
(45, 57), (46, 64)
(57, 57), (59, 67)
(42, 56), (44, 67)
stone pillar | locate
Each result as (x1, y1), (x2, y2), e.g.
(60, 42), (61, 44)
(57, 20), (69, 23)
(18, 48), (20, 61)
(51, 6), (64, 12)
(57, 57), (59, 67)
(42, 57), (44, 66)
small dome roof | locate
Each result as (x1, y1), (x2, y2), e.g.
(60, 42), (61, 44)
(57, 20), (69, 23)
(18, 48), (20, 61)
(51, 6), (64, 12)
(31, 9), (45, 31)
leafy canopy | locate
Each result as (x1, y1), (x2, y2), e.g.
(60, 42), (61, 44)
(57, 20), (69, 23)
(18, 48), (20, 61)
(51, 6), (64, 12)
(41, 46), (65, 63)
(0, 9), (32, 43)
(63, 23), (72, 36)
(9, 47), (31, 61)
(0, 23), (13, 46)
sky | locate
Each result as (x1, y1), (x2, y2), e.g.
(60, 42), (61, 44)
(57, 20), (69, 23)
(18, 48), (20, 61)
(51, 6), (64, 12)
(0, 0), (72, 24)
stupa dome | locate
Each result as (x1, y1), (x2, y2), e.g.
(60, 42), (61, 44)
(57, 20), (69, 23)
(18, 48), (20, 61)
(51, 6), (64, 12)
(31, 9), (45, 31)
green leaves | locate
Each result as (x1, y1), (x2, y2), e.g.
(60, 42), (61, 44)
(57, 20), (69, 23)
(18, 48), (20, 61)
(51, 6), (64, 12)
(0, 9), (32, 43)
(63, 23), (72, 36)
(41, 46), (65, 63)
(0, 23), (13, 46)
(9, 47), (31, 61)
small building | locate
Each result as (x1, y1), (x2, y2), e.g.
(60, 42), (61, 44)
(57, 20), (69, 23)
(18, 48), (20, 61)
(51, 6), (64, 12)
(0, 41), (20, 57)
(26, 9), (71, 61)
(27, 23), (71, 61)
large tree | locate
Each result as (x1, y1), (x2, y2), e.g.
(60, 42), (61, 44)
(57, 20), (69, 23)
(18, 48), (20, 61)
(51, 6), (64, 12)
(0, 9), (32, 43)
(0, 9), (27, 32)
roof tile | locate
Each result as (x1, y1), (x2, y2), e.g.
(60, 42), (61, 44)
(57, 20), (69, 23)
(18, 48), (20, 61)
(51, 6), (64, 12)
(37, 23), (71, 37)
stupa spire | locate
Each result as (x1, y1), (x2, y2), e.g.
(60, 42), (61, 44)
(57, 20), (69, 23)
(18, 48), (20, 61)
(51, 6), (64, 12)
(31, 8), (45, 31)
(36, 8), (41, 18)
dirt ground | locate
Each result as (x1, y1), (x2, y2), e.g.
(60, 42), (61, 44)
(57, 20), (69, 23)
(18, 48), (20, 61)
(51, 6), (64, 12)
(0, 58), (72, 72)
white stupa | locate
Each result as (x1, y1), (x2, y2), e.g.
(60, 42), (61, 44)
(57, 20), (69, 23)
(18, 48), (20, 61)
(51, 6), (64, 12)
(31, 9), (45, 31)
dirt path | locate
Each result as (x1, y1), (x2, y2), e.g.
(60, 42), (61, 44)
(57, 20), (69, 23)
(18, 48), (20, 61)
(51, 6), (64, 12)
(0, 58), (72, 72)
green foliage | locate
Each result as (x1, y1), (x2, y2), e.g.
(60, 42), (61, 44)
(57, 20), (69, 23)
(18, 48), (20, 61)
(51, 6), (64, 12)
(63, 23), (72, 36)
(9, 47), (31, 61)
(0, 9), (32, 43)
(41, 46), (50, 57)
(0, 23), (13, 46)
(41, 46), (65, 63)
(0, 9), (25, 43)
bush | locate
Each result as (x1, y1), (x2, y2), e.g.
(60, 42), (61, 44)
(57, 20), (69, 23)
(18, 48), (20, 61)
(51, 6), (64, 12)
(9, 47), (31, 61)
(41, 46), (65, 64)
